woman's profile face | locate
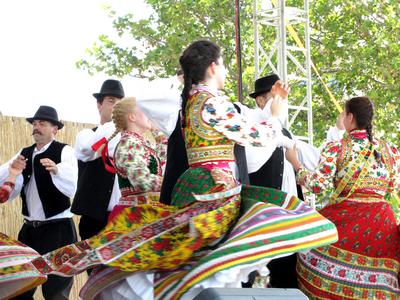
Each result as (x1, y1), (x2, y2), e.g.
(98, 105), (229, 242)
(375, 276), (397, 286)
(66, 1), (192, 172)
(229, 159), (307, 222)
(343, 109), (354, 132)
(133, 107), (152, 131)
(215, 56), (226, 89)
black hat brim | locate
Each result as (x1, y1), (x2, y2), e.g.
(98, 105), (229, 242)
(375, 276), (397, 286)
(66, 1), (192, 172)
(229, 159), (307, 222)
(249, 88), (271, 98)
(26, 117), (64, 129)
(93, 93), (124, 101)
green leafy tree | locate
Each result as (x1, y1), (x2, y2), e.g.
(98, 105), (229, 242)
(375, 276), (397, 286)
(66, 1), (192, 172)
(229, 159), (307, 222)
(77, 0), (400, 146)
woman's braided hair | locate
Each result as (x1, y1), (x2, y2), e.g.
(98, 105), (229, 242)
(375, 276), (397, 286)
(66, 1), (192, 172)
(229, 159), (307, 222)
(179, 40), (221, 127)
(345, 96), (381, 160)
(108, 97), (136, 141)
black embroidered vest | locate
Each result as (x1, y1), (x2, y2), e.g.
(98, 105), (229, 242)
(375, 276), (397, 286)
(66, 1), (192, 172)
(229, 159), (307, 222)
(71, 128), (116, 222)
(20, 141), (70, 218)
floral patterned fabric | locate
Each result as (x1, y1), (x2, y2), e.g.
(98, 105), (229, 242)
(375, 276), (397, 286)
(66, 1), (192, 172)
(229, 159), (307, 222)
(296, 129), (400, 299)
(297, 130), (400, 201)
(110, 130), (163, 220)
(81, 86), (337, 299)
(0, 232), (46, 299)
(0, 181), (14, 203)
(0, 87), (337, 300)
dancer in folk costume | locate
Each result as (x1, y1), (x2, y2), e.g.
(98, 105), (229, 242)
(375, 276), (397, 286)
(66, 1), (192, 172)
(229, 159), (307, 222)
(0, 105), (78, 300)
(0, 41), (337, 300)
(286, 96), (400, 299)
(83, 40), (338, 299)
(0, 154), (47, 300)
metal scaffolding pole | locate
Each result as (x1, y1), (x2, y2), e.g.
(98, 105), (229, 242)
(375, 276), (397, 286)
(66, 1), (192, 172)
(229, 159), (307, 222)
(253, 0), (313, 144)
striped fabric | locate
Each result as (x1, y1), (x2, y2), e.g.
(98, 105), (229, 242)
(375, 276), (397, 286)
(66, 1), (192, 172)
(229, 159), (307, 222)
(154, 186), (338, 299)
(0, 233), (46, 299)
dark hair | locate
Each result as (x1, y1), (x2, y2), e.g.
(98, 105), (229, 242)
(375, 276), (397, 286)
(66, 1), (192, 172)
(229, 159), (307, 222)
(179, 40), (221, 127)
(97, 95), (122, 105)
(345, 96), (380, 160)
(97, 96), (105, 104)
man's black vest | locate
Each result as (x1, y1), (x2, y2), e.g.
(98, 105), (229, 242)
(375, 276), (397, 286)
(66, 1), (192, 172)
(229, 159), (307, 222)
(71, 128), (116, 222)
(160, 110), (249, 205)
(249, 127), (303, 199)
(20, 141), (71, 218)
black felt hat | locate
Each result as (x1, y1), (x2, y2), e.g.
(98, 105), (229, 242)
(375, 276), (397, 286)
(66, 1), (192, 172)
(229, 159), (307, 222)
(26, 105), (64, 129)
(93, 79), (125, 101)
(249, 74), (280, 98)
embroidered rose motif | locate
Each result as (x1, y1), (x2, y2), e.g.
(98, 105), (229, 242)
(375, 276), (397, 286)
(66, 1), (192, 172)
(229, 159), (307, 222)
(356, 256), (366, 265)
(310, 258), (318, 266)
(384, 260), (394, 269)
(342, 286), (354, 297)
(321, 165), (332, 174)
(328, 247), (338, 257)
(99, 247), (114, 261)
(338, 269), (346, 277)
(312, 186), (321, 193)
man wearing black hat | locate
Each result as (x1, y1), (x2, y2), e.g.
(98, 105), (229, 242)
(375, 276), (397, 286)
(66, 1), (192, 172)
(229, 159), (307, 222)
(236, 74), (319, 289)
(0, 105), (78, 299)
(71, 79), (125, 244)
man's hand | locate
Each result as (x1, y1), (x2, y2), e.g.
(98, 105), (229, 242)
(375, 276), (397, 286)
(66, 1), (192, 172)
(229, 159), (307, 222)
(9, 155), (26, 177)
(270, 81), (290, 117)
(271, 80), (290, 100)
(40, 158), (58, 175)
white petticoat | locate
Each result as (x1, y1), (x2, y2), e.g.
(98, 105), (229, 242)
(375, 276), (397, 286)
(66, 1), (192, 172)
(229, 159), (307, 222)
(94, 256), (290, 300)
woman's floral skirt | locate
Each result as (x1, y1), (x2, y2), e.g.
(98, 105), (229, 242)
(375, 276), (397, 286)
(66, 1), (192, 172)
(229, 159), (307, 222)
(297, 200), (400, 299)
(0, 167), (338, 299)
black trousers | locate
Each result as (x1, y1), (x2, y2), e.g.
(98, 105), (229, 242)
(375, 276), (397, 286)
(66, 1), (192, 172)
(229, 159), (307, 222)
(13, 218), (77, 300)
(78, 214), (109, 240)
(267, 254), (299, 288)
(78, 214), (109, 275)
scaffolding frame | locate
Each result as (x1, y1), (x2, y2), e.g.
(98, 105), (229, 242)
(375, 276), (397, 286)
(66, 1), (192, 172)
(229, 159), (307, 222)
(253, 0), (313, 144)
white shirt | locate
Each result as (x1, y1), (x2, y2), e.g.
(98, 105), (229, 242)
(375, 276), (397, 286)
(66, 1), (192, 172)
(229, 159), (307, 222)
(234, 102), (320, 196)
(0, 140), (78, 221)
(135, 76), (182, 137)
(74, 122), (121, 211)
(326, 126), (345, 144)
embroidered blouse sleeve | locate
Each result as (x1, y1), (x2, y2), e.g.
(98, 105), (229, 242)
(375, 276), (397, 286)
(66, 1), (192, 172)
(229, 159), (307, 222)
(0, 153), (23, 202)
(151, 131), (168, 164)
(386, 142), (400, 193)
(202, 96), (292, 148)
(0, 182), (15, 203)
(116, 137), (162, 192)
(296, 141), (341, 194)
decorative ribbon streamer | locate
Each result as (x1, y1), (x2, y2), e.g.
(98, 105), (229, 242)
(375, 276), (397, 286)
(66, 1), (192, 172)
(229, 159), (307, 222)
(92, 137), (117, 174)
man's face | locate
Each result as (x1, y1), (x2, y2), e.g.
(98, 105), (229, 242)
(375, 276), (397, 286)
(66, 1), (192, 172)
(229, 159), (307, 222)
(32, 120), (57, 145)
(255, 92), (272, 110)
(97, 96), (121, 123)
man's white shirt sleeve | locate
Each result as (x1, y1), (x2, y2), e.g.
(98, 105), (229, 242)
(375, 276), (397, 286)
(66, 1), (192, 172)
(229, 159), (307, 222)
(75, 122), (120, 162)
(51, 145), (78, 198)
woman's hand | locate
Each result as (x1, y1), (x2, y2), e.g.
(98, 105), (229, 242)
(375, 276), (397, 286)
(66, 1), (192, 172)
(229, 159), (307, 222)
(9, 155), (26, 177)
(285, 145), (302, 172)
(336, 111), (346, 130)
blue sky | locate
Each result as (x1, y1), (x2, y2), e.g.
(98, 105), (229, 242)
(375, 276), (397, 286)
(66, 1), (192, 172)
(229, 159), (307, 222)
(0, 0), (151, 124)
